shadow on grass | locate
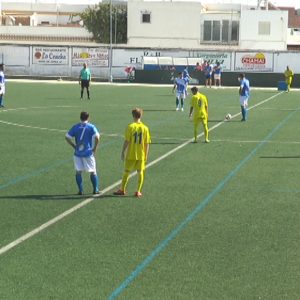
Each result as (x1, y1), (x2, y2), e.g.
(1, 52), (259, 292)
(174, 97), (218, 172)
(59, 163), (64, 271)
(208, 119), (225, 123)
(0, 194), (87, 201)
(0, 193), (138, 201)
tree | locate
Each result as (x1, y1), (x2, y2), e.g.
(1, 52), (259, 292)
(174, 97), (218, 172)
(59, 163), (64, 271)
(79, 3), (127, 44)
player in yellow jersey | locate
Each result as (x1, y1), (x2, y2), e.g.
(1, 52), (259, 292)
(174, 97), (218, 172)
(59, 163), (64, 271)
(284, 66), (293, 92)
(114, 108), (151, 198)
(189, 86), (209, 143)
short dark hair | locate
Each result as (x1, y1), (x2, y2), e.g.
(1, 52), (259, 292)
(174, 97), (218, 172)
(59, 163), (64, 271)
(80, 111), (89, 121)
(191, 86), (198, 93)
(238, 73), (245, 79)
(132, 108), (143, 119)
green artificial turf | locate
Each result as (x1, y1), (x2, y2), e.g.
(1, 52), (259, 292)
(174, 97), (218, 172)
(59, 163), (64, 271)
(0, 81), (299, 299)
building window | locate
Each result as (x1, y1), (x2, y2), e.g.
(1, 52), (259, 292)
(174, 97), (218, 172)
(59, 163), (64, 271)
(258, 21), (270, 35)
(222, 20), (229, 42)
(212, 20), (221, 41)
(141, 11), (151, 24)
(231, 20), (239, 41)
(203, 20), (212, 41)
(202, 20), (239, 43)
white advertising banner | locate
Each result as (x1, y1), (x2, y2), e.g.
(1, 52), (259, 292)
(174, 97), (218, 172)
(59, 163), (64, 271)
(188, 52), (232, 71)
(235, 52), (273, 72)
(33, 47), (68, 65)
(72, 48), (109, 67)
(112, 49), (190, 68)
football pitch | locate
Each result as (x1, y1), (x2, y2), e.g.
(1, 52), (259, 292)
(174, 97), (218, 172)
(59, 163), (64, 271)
(0, 81), (300, 299)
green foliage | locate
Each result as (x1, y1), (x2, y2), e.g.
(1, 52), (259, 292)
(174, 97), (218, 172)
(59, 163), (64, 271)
(79, 3), (127, 44)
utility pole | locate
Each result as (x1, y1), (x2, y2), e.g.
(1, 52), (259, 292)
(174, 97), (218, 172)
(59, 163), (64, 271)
(109, 0), (113, 82)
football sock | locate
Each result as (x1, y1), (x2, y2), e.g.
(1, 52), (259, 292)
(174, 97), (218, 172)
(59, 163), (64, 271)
(176, 98), (179, 108)
(193, 124), (198, 141)
(241, 106), (245, 120)
(0, 95), (3, 106)
(137, 170), (144, 193)
(180, 98), (184, 108)
(87, 89), (90, 98)
(75, 173), (83, 192)
(90, 173), (99, 192)
(80, 90), (83, 98)
(204, 123), (209, 141)
(121, 170), (130, 191)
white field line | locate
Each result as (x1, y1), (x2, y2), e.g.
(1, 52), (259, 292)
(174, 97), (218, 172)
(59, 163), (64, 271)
(0, 105), (77, 113)
(0, 91), (284, 256)
(7, 78), (300, 91)
(0, 119), (123, 137)
(0, 120), (66, 132)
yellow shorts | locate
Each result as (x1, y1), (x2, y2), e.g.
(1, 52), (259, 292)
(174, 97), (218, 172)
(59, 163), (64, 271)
(124, 160), (145, 172)
(194, 117), (207, 126)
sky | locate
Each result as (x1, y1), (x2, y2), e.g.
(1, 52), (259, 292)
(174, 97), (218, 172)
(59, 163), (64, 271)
(3, 0), (300, 9)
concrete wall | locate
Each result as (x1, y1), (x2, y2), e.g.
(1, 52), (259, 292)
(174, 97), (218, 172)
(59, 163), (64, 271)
(127, 0), (202, 48)
(1, 44), (299, 82)
(135, 70), (300, 88)
(127, 0), (289, 50)
(0, 26), (92, 38)
(240, 9), (288, 50)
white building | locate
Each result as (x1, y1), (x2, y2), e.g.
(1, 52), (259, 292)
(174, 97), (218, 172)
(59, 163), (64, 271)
(0, 1), (94, 44)
(0, 0), (299, 79)
(127, 0), (288, 51)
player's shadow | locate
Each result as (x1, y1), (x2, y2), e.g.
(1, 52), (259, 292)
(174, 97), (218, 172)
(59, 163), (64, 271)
(260, 156), (300, 159)
(0, 194), (88, 201)
(0, 193), (145, 201)
(208, 119), (225, 123)
(217, 119), (244, 123)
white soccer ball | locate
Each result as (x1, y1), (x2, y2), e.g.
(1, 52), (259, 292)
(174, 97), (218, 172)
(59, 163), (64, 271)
(225, 113), (232, 120)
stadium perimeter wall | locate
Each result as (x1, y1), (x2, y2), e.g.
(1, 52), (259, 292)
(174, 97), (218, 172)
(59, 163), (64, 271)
(0, 44), (299, 87)
(135, 70), (300, 88)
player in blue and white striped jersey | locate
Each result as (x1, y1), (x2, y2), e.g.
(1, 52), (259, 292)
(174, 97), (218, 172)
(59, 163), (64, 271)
(238, 73), (250, 121)
(172, 72), (188, 111)
(0, 64), (6, 108)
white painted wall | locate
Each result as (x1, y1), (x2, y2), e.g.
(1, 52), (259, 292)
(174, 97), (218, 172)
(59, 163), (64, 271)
(287, 28), (300, 46)
(0, 25), (92, 38)
(239, 9), (288, 50)
(127, 0), (202, 48)
(128, 0), (289, 50)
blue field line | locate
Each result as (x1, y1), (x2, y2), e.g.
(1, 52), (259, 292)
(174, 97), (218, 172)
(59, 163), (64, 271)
(0, 139), (116, 192)
(0, 158), (72, 191)
(108, 106), (300, 300)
